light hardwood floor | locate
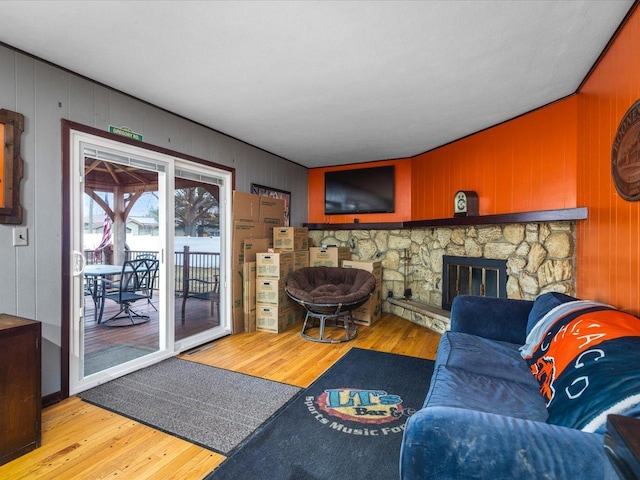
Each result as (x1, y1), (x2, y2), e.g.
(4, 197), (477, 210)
(0, 313), (441, 480)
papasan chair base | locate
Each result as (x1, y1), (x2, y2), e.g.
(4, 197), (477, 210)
(286, 266), (377, 344)
(300, 303), (358, 343)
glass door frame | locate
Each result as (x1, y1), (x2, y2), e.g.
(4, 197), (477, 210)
(173, 158), (232, 352)
(66, 125), (233, 395)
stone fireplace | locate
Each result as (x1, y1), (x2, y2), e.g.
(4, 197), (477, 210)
(442, 255), (507, 310)
(308, 220), (577, 333)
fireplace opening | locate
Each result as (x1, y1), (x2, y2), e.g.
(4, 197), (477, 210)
(442, 255), (507, 310)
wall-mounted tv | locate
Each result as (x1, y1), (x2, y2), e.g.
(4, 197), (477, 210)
(324, 165), (395, 215)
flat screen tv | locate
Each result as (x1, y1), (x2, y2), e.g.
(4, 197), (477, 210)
(324, 165), (395, 215)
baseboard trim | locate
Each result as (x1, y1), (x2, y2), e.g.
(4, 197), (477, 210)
(43, 391), (63, 408)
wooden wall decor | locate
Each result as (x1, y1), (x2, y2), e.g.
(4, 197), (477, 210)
(0, 109), (24, 224)
(611, 98), (640, 201)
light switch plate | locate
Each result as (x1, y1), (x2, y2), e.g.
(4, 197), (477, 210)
(13, 227), (28, 246)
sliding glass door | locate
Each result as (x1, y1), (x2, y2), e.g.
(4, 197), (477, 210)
(173, 162), (229, 351)
(82, 154), (164, 376)
(68, 129), (231, 395)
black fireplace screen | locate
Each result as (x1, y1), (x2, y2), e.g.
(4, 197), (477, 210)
(442, 255), (507, 310)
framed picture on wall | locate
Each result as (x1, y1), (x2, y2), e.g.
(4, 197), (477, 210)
(0, 109), (24, 224)
(251, 183), (291, 226)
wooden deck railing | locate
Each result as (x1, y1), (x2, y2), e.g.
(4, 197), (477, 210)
(176, 246), (220, 297)
(84, 247), (220, 295)
(84, 249), (109, 265)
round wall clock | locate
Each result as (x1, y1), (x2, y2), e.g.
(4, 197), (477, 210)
(453, 190), (479, 217)
(612, 98), (640, 201)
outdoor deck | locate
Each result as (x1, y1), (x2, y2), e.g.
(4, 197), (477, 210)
(83, 293), (220, 375)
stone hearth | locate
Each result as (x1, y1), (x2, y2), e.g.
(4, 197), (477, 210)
(308, 221), (576, 333)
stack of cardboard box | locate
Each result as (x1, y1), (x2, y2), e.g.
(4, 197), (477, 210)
(241, 238), (269, 332)
(232, 191), (285, 333)
(256, 227), (310, 333)
(255, 251), (295, 333)
(232, 197), (384, 333)
(341, 259), (383, 325)
(274, 227), (310, 272)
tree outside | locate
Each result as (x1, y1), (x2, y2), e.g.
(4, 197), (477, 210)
(174, 187), (219, 237)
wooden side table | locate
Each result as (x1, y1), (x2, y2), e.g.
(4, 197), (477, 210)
(0, 314), (41, 466)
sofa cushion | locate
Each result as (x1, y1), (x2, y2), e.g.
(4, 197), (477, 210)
(424, 365), (549, 422)
(451, 295), (533, 344)
(526, 292), (578, 335)
(401, 406), (606, 480)
(520, 301), (640, 432)
(436, 332), (539, 387)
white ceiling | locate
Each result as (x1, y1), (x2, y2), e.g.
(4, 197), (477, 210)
(0, 1), (633, 168)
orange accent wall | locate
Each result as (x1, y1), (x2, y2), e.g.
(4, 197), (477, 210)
(576, 7), (640, 315)
(411, 97), (578, 219)
(308, 159), (412, 223)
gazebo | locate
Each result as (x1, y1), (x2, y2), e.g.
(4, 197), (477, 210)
(83, 156), (219, 265)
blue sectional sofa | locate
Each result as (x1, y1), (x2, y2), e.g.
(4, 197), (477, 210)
(400, 294), (640, 479)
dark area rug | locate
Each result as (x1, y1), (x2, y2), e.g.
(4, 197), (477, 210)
(207, 348), (435, 480)
(78, 357), (301, 454)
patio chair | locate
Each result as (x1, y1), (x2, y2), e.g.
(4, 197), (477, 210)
(181, 275), (220, 324)
(99, 258), (159, 326)
(131, 252), (158, 310)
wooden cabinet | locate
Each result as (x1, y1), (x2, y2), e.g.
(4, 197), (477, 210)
(0, 314), (41, 466)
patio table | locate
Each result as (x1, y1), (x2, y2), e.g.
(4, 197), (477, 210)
(84, 264), (129, 323)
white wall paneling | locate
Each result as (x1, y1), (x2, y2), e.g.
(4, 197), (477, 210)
(0, 43), (308, 397)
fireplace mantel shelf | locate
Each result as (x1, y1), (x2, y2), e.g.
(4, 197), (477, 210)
(304, 207), (587, 231)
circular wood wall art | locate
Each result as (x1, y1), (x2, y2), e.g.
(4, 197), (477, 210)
(612, 99), (640, 201)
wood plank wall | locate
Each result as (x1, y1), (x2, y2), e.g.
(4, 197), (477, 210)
(409, 97), (578, 219)
(577, 6), (640, 315)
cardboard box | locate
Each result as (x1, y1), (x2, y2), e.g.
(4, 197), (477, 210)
(259, 196), (286, 223)
(232, 238), (269, 315)
(256, 252), (293, 279)
(232, 268), (244, 333)
(232, 222), (269, 267)
(243, 238), (270, 263)
(231, 228), (268, 333)
(308, 246), (351, 267)
(293, 250), (309, 271)
(232, 307), (244, 334)
(256, 304), (300, 333)
(256, 278), (291, 306)
(244, 310), (256, 333)
(233, 191), (261, 222)
(352, 286), (383, 325)
(231, 269), (244, 313)
(232, 222), (267, 269)
(233, 191), (285, 224)
(342, 260), (382, 285)
(273, 227), (309, 252)
(243, 262), (256, 314)
(233, 220), (268, 244)
(233, 239), (267, 308)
